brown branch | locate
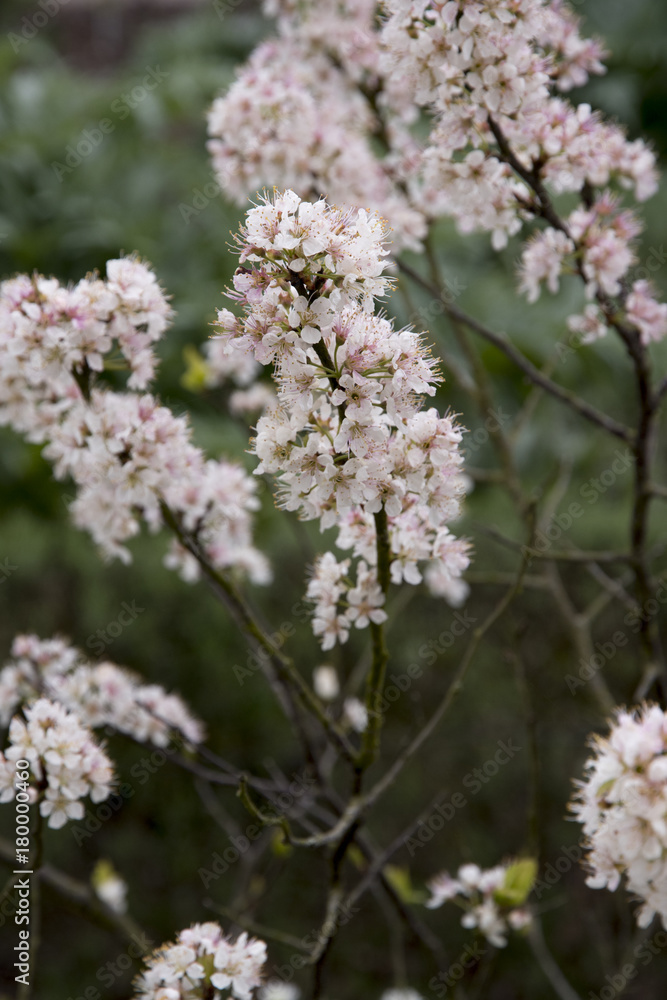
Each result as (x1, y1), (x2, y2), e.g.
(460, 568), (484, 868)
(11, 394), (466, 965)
(160, 501), (357, 765)
(479, 524), (631, 565)
(0, 836), (149, 950)
(486, 112), (666, 691)
(397, 259), (632, 443)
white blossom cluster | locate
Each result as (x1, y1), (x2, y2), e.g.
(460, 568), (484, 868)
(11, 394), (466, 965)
(518, 193), (667, 343)
(306, 554), (387, 651)
(208, 0), (667, 345)
(571, 703), (667, 930)
(0, 258), (269, 581)
(385, 1), (665, 340)
(426, 862), (532, 948)
(0, 698), (114, 830)
(214, 189), (470, 649)
(207, 1), (425, 251)
(0, 633), (204, 747)
(0, 257), (170, 416)
(132, 922), (267, 1000)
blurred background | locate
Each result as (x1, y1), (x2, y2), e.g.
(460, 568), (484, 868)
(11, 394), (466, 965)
(0, 0), (666, 996)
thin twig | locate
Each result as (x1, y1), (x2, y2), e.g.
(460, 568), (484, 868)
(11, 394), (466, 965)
(480, 524), (631, 564)
(161, 501), (357, 765)
(204, 899), (312, 952)
(397, 259), (632, 443)
(351, 538), (534, 824)
(527, 918), (582, 1000)
(0, 836), (149, 949)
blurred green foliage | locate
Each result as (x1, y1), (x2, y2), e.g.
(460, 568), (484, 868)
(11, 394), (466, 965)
(0, 1), (666, 998)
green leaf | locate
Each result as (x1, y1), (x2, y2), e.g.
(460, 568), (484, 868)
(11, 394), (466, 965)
(91, 858), (119, 893)
(271, 828), (293, 858)
(383, 865), (428, 905)
(493, 858), (537, 908)
(347, 845), (366, 871)
(181, 344), (209, 392)
(596, 778), (616, 800)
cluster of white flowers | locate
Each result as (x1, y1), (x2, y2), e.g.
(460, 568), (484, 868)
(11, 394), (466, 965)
(426, 862), (532, 948)
(0, 257), (170, 417)
(209, 0), (666, 345)
(571, 703), (667, 930)
(385, 1), (664, 340)
(0, 257), (269, 581)
(519, 192), (667, 343)
(207, 1), (425, 251)
(214, 189), (470, 649)
(385, 2), (650, 245)
(132, 922), (266, 1000)
(306, 555), (388, 651)
(0, 633), (204, 747)
(0, 698), (114, 830)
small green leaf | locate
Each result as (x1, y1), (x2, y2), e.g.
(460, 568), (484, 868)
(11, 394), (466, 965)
(181, 345), (209, 392)
(347, 845), (366, 871)
(271, 828), (293, 858)
(91, 858), (116, 890)
(384, 865), (428, 905)
(596, 778), (615, 800)
(493, 858), (537, 908)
